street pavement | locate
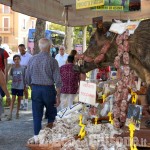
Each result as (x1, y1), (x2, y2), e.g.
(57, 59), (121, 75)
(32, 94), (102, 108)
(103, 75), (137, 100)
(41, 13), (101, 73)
(0, 101), (47, 150)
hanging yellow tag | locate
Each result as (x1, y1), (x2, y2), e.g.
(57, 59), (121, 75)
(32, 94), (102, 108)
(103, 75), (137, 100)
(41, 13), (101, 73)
(133, 144), (138, 150)
(78, 114), (86, 139)
(102, 94), (106, 103)
(129, 123), (136, 150)
(131, 89), (137, 104)
(79, 114), (83, 125)
(95, 117), (98, 125)
(108, 112), (114, 125)
(132, 92), (137, 104)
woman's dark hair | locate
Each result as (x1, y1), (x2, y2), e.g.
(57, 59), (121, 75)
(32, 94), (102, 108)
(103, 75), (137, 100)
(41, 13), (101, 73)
(70, 49), (77, 56)
(13, 55), (21, 61)
(67, 55), (74, 63)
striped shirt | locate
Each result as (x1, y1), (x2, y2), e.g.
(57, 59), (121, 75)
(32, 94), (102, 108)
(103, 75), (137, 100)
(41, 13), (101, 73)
(25, 51), (62, 88)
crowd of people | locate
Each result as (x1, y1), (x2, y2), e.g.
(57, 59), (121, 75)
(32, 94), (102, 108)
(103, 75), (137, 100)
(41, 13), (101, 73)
(0, 37), (86, 140)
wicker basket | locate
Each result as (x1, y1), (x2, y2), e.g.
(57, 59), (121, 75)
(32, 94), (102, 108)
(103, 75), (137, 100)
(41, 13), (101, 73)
(27, 140), (68, 150)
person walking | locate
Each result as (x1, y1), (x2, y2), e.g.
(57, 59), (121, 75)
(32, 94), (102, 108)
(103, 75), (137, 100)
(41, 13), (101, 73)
(25, 38), (62, 140)
(0, 70), (11, 100)
(0, 69), (11, 120)
(59, 55), (80, 110)
(7, 55), (26, 120)
(70, 49), (77, 56)
(50, 44), (56, 58)
(55, 46), (68, 67)
(0, 36), (10, 120)
(18, 44), (32, 110)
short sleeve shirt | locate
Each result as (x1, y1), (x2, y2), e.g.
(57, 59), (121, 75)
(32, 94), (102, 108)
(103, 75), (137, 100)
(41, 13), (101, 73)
(20, 52), (32, 67)
(10, 66), (26, 89)
(55, 53), (68, 67)
(60, 63), (80, 94)
(0, 49), (9, 72)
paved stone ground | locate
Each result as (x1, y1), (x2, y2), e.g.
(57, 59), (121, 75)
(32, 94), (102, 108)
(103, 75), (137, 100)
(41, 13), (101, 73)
(0, 102), (47, 150)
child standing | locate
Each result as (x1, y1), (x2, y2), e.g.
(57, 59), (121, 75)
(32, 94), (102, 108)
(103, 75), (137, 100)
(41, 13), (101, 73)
(7, 55), (25, 120)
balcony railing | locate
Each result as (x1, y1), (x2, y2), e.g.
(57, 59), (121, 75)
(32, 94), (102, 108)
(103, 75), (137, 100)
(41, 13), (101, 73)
(0, 28), (13, 33)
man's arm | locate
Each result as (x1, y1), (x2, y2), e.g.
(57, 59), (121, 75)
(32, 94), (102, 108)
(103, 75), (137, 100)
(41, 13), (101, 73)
(4, 59), (8, 82)
(53, 60), (62, 107)
(3, 50), (9, 82)
(0, 70), (11, 105)
(25, 60), (31, 86)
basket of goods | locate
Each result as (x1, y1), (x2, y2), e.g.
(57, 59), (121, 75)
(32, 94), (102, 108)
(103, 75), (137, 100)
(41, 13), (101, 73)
(27, 113), (81, 150)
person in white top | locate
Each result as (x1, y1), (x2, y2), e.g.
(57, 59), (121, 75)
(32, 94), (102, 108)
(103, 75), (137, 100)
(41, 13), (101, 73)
(18, 44), (32, 110)
(55, 46), (68, 67)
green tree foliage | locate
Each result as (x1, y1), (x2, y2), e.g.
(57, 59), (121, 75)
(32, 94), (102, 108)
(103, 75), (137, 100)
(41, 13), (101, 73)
(49, 23), (65, 32)
(49, 23), (65, 45)
(73, 25), (94, 46)
(49, 23), (94, 47)
(73, 26), (83, 45)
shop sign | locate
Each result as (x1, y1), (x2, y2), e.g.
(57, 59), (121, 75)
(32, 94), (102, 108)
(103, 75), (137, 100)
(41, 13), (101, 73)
(92, 5), (124, 11)
(91, 0), (141, 12)
(76, 0), (104, 9)
(79, 81), (96, 106)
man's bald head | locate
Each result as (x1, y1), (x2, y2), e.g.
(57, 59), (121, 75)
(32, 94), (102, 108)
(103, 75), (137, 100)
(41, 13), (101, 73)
(38, 38), (52, 52)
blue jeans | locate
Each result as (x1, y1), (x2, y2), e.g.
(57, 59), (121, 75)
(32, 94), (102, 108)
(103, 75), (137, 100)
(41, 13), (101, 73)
(31, 85), (57, 135)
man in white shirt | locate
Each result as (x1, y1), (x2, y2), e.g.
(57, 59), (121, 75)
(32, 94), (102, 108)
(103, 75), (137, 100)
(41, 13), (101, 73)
(55, 46), (68, 67)
(18, 44), (32, 110)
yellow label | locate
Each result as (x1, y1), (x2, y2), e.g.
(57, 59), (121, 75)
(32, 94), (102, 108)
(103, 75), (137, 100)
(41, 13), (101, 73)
(95, 117), (98, 125)
(102, 94), (106, 103)
(76, 0), (104, 9)
(92, 5), (123, 10)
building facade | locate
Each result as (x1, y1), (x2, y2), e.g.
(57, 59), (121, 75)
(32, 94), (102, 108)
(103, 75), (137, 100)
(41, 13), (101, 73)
(0, 4), (36, 51)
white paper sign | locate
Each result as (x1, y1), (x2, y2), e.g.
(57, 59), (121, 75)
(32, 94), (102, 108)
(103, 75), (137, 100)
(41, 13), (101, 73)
(109, 22), (126, 34)
(79, 81), (96, 106)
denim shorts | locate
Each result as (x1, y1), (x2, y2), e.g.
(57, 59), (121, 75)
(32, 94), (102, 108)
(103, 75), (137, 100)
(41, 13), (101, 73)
(11, 89), (24, 96)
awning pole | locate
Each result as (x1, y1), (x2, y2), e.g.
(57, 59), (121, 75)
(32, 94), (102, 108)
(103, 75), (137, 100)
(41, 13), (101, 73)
(10, 0), (13, 7)
(64, 6), (68, 49)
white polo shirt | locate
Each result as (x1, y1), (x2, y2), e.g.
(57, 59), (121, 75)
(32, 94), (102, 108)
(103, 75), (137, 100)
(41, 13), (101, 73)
(55, 53), (68, 67)
(20, 52), (32, 67)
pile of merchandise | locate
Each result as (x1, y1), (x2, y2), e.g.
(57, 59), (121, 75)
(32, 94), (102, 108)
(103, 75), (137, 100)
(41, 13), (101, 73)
(28, 111), (127, 150)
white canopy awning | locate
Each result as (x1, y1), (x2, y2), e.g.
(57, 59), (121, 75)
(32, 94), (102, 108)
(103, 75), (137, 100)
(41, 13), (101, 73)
(0, 0), (150, 26)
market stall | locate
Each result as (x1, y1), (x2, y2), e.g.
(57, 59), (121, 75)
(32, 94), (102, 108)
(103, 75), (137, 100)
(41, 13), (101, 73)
(26, 16), (150, 149)
(0, 0), (149, 149)
(26, 77), (150, 150)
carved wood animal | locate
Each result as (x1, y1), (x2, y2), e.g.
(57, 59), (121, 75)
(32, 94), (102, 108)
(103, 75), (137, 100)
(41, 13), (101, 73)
(75, 19), (150, 103)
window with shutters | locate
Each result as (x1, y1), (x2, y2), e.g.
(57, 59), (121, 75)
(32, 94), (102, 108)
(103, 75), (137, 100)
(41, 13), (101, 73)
(3, 17), (10, 31)
(4, 37), (9, 43)
(2, 5), (10, 13)
(31, 20), (35, 29)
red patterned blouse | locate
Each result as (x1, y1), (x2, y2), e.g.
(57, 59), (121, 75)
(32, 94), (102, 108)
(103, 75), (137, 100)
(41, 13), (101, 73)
(60, 63), (80, 94)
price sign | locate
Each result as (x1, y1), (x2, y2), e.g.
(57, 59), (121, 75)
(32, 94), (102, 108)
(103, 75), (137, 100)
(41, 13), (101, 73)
(79, 81), (96, 106)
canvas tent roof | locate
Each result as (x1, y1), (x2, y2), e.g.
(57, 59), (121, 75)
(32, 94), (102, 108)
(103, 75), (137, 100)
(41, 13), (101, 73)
(0, 0), (150, 26)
